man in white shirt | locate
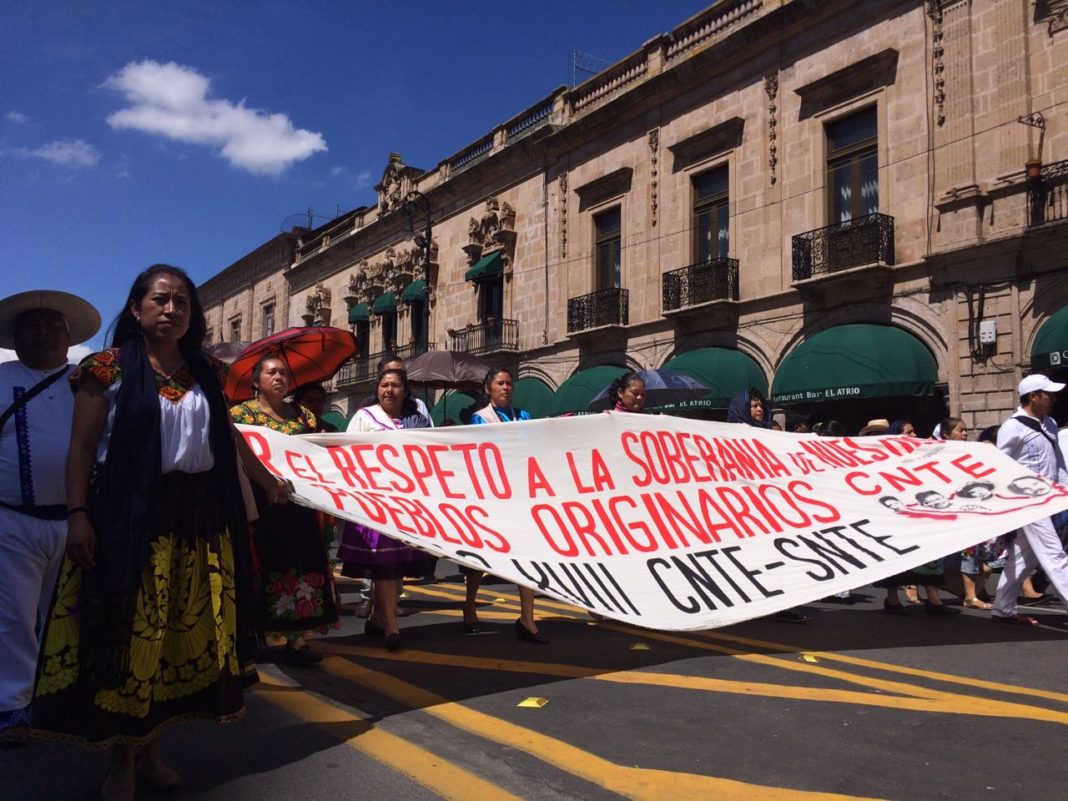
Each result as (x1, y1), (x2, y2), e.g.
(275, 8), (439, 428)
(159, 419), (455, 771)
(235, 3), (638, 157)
(0, 290), (99, 740)
(992, 374), (1068, 625)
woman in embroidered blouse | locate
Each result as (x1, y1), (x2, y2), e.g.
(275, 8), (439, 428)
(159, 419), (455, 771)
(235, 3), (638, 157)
(463, 367), (548, 644)
(33, 265), (287, 801)
(339, 368), (436, 651)
(230, 357), (340, 664)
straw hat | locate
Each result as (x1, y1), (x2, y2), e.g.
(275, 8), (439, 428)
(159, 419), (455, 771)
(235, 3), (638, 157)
(0, 289), (101, 349)
(857, 418), (890, 436)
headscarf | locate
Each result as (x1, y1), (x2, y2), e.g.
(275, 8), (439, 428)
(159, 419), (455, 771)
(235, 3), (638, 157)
(887, 420), (910, 435)
(727, 388), (772, 428)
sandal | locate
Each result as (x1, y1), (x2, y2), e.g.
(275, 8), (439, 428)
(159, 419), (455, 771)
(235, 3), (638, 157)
(991, 614), (1039, 627)
(962, 598), (992, 610)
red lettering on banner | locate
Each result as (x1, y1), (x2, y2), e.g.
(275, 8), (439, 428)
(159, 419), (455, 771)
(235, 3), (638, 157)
(881, 466), (924, 492)
(312, 483), (351, 511)
(912, 461), (952, 483)
(326, 446), (369, 489)
(845, 471), (881, 496)
(452, 443), (485, 499)
(562, 500), (612, 556)
(480, 444), (512, 499)
(284, 450), (317, 482)
(842, 438), (890, 464)
(426, 445), (465, 499)
(531, 504), (580, 557)
(462, 504), (510, 553)
(787, 480), (841, 523)
(566, 452), (597, 493)
(351, 444), (386, 489)
(527, 457), (556, 497)
(951, 454), (995, 479)
(241, 431), (284, 477)
(376, 445), (416, 493)
(402, 444), (435, 495)
(621, 432), (652, 487)
(303, 454), (330, 483)
(605, 496), (659, 552)
(589, 450), (614, 491)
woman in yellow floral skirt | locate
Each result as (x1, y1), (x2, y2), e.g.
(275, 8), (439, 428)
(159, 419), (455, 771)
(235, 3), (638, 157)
(230, 357), (340, 664)
(32, 265), (288, 801)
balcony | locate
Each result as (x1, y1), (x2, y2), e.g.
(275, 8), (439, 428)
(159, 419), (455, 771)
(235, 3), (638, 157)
(791, 213), (894, 301)
(1028, 159), (1068, 227)
(662, 260), (739, 316)
(567, 288), (629, 336)
(334, 342), (436, 389)
(448, 319), (518, 355)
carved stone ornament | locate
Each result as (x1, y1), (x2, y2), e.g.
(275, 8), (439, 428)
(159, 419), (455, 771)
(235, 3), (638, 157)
(926, 0), (946, 126)
(303, 282), (332, 326)
(463, 196), (518, 270)
(764, 74), (779, 184)
(559, 173), (568, 258)
(648, 129), (660, 225)
(374, 152), (424, 215)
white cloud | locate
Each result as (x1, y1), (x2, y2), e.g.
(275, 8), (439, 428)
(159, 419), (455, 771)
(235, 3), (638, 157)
(330, 165), (373, 189)
(27, 139), (101, 167)
(104, 60), (327, 175)
(0, 344), (92, 364)
(6, 110), (30, 125)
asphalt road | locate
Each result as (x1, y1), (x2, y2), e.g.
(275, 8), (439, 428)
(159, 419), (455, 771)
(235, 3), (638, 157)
(5, 567), (1068, 801)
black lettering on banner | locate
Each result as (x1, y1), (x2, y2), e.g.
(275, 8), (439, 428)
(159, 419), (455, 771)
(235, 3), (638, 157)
(773, 537), (835, 581)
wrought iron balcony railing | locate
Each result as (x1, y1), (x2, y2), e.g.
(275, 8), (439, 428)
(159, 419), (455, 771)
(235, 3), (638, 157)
(567, 288), (629, 333)
(792, 213), (895, 281)
(334, 342), (436, 388)
(1028, 159), (1068, 227)
(662, 258), (739, 313)
(448, 319), (518, 355)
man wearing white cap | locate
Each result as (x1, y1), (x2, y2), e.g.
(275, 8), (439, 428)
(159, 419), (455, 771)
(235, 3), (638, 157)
(991, 374), (1068, 625)
(0, 289), (100, 740)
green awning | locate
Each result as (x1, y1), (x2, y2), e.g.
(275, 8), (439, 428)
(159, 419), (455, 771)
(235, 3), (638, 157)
(464, 251), (503, 283)
(656, 348), (767, 410)
(372, 292), (396, 315)
(430, 390), (483, 426)
(550, 365), (629, 416)
(348, 302), (370, 324)
(1031, 306), (1068, 370)
(512, 377), (555, 419)
(771, 324), (938, 404)
(401, 279), (426, 304)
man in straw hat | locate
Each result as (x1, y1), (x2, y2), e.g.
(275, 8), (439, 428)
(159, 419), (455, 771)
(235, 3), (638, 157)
(0, 289), (100, 741)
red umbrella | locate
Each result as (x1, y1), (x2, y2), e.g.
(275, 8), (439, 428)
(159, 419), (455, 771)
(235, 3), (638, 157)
(225, 326), (358, 402)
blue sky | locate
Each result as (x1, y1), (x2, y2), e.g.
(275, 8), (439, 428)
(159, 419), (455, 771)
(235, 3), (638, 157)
(1, 0), (709, 359)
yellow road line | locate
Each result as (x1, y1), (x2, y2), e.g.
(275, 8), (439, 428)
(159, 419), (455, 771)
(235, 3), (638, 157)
(316, 639), (1068, 725)
(318, 655), (889, 801)
(413, 583), (1068, 706)
(254, 678), (522, 801)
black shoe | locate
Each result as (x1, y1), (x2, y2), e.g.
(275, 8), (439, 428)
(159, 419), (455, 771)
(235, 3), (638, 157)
(925, 602), (960, 616)
(883, 600), (910, 616)
(514, 619), (549, 644)
(284, 642), (323, 665)
(385, 633), (402, 652)
(364, 619), (386, 637)
(776, 609), (811, 624)
(462, 622), (481, 635)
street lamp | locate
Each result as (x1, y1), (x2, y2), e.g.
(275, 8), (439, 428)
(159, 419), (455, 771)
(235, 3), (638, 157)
(402, 190), (432, 352)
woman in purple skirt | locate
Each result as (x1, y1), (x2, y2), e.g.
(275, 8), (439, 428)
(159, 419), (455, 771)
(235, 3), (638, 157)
(339, 368), (435, 650)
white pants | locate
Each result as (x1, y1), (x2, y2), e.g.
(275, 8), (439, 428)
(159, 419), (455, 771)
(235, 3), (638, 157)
(0, 508), (67, 718)
(993, 515), (1068, 618)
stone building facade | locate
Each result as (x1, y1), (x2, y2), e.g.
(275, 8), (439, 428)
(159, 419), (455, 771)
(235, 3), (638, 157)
(202, 0), (1068, 433)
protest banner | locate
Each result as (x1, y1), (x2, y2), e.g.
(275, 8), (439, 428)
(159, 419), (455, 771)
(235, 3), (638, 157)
(237, 414), (1068, 630)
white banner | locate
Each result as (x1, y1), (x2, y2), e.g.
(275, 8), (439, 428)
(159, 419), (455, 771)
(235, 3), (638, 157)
(237, 415), (1068, 630)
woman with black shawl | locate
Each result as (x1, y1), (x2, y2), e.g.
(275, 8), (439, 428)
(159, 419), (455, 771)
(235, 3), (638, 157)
(32, 265), (288, 801)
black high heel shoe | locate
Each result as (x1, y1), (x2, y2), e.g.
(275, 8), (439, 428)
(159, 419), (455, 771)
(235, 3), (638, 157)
(514, 619), (549, 645)
(385, 633), (402, 652)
